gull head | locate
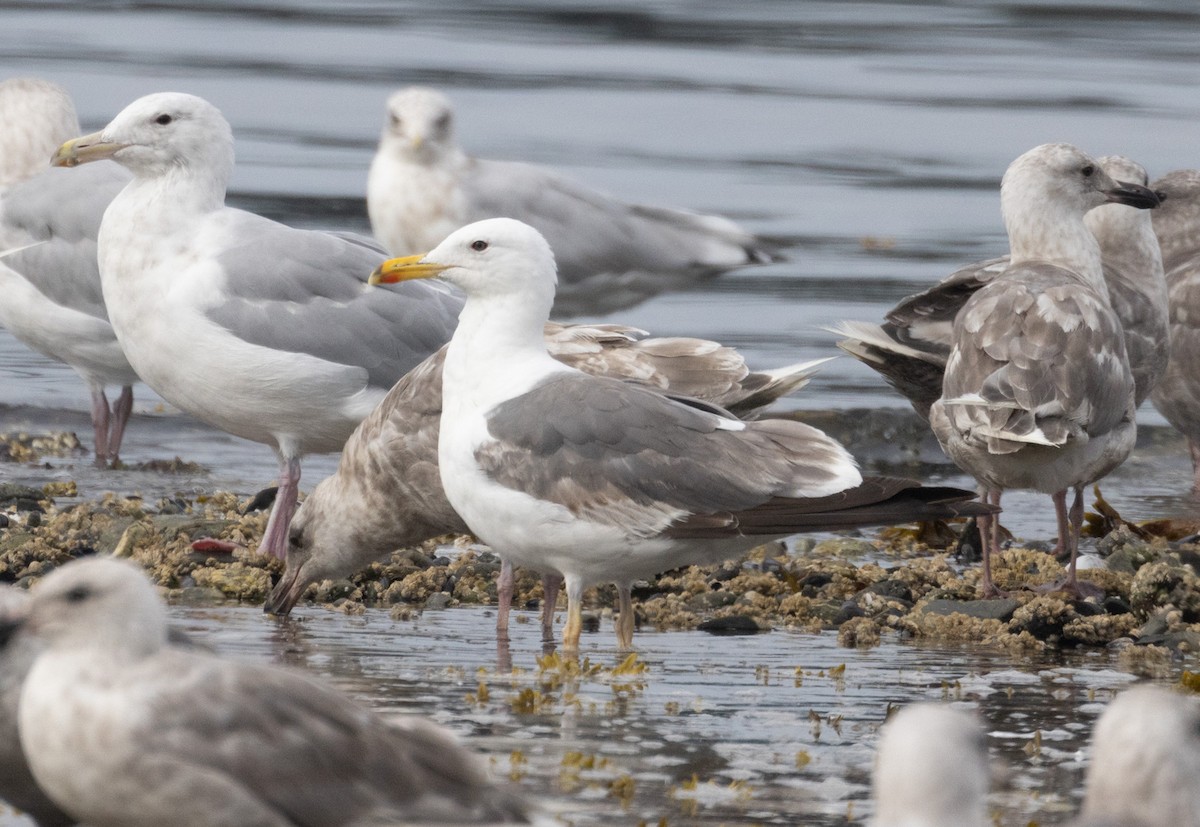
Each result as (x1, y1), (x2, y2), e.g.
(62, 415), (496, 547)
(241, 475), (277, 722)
(1081, 685), (1200, 826)
(380, 86), (459, 164)
(1085, 155), (1160, 247)
(371, 217), (558, 300)
(17, 557), (168, 658)
(872, 703), (989, 827)
(52, 91), (234, 184)
(263, 493), (347, 616)
(0, 77), (79, 187)
(1001, 143), (1160, 226)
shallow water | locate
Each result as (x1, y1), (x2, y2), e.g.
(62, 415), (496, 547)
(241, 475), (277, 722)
(0, 2), (1199, 823)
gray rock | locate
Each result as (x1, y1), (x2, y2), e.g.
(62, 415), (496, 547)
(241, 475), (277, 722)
(919, 598), (1021, 622)
(697, 615), (771, 635)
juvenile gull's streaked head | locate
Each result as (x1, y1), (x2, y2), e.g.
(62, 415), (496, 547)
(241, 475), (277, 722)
(379, 86), (459, 165)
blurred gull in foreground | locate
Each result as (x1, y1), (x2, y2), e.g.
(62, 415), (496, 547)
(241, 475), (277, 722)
(369, 217), (994, 650)
(367, 86), (781, 315)
(1075, 685), (1200, 827)
(928, 144), (1160, 597)
(870, 703), (989, 827)
(0, 587), (72, 827)
(0, 77), (137, 466)
(51, 92), (464, 560)
(11, 557), (534, 826)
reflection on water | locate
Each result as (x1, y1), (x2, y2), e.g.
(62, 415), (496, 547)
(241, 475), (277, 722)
(160, 604), (1148, 826)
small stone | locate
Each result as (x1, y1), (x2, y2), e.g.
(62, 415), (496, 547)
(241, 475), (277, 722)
(919, 598), (1020, 622)
(697, 615), (770, 635)
(832, 601), (865, 626)
(424, 592), (452, 610)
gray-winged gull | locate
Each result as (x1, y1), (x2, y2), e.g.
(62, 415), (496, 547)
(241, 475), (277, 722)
(0, 587), (73, 827)
(928, 144), (1160, 597)
(1074, 685), (1200, 827)
(9, 557), (534, 826)
(367, 86), (781, 315)
(51, 92), (464, 560)
(265, 321), (831, 641)
(0, 78), (137, 466)
(870, 703), (989, 827)
(1148, 169), (1200, 491)
(833, 155), (1168, 418)
(369, 217), (994, 650)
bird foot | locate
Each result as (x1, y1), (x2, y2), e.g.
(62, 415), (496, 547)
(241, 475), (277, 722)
(1033, 577), (1104, 600)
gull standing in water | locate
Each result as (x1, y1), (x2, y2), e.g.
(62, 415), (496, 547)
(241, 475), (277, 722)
(51, 92), (463, 560)
(266, 320), (831, 641)
(929, 144), (1161, 597)
(0, 77), (136, 465)
(870, 703), (990, 827)
(367, 86), (781, 315)
(371, 218), (993, 650)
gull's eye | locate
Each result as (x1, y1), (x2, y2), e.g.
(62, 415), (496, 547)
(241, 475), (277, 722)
(434, 112), (451, 132)
(389, 112), (401, 128)
(64, 585), (91, 604)
(470, 240), (488, 252)
(1081, 163), (1095, 177)
(155, 113), (173, 126)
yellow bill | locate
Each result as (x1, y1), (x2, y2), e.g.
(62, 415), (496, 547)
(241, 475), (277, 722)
(368, 254), (450, 285)
(51, 131), (131, 168)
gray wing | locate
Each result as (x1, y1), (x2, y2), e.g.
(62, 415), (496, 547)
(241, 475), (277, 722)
(138, 650), (529, 826)
(1104, 262), (1169, 406)
(205, 211), (463, 389)
(0, 163), (129, 320)
(478, 373), (856, 538)
(1150, 251), (1200, 437)
(941, 264), (1134, 453)
(462, 158), (776, 284)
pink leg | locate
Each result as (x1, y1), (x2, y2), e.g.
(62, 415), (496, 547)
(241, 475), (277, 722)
(541, 573), (562, 643)
(257, 455), (301, 560)
(1064, 487), (1084, 589)
(496, 559), (514, 640)
(1052, 489), (1070, 559)
(106, 385), (134, 464)
(979, 488), (1005, 598)
(89, 387), (110, 468)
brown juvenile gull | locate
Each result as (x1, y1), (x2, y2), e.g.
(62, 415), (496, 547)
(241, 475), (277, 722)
(833, 155), (1168, 418)
(0, 77), (137, 466)
(928, 144), (1161, 597)
(0, 587), (73, 827)
(367, 86), (781, 315)
(870, 703), (989, 827)
(9, 557), (533, 827)
(369, 217), (994, 650)
(50, 92), (464, 560)
(1073, 685), (1200, 827)
(266, 320), (831, 640)
(1148, 169), (1200, 492)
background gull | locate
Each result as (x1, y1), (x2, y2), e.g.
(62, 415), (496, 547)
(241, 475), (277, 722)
(0, 587), (72, 827)
(370, 217), (994, 650)
(266, 321), (831, 638)
(1148, 169), (1200, 492)
(870, 704), (990, 827)
(1074, 685), (1200, 827)
(0, 78), (137, 466)
(367, 86), (782, 315)
(929, 144), (1160, 597)
(11, 557), (533, 826)
(51, 92), (464, 560)
(833, 155), (1168, 419)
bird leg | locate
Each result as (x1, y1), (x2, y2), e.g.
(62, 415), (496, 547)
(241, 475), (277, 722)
(561, 577), (584, 652)
(89, 387), (110, 468)
(1191, 439), (1200, 495)
(106, 385), (134, 465)
(541, 573), (562, 643)
(257, 456), (301, 560)
(615, 582), (636, 651)
(978, 488), (1007, 598)
(1035, 487), (1102, 598)
(495, 559), (513, 641)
